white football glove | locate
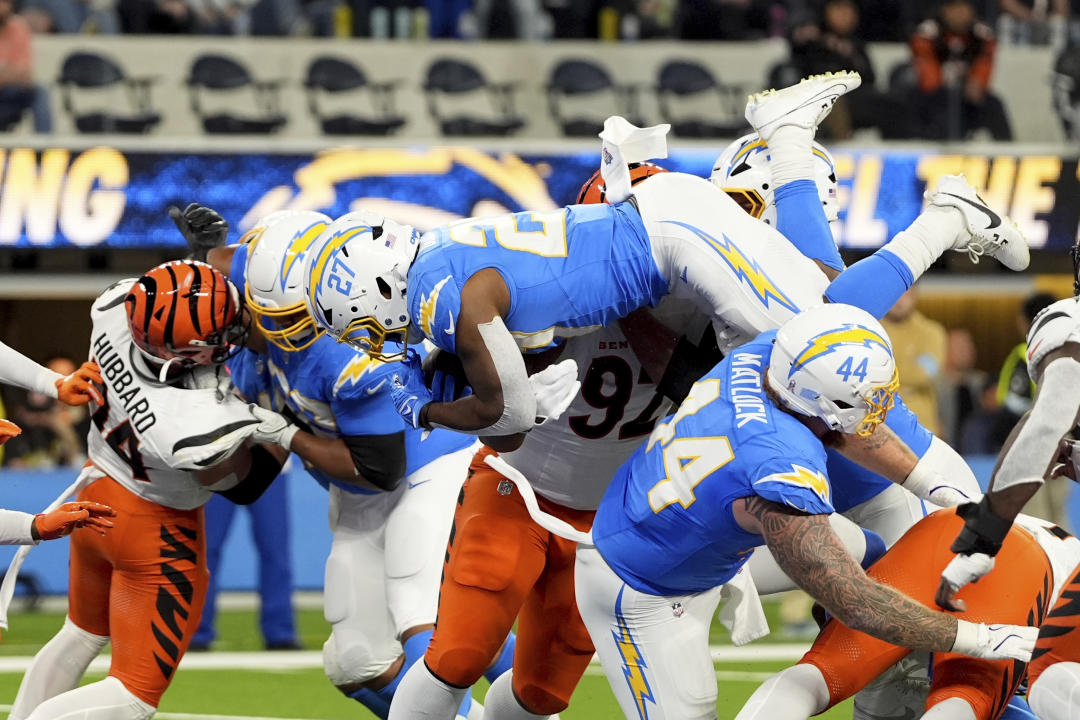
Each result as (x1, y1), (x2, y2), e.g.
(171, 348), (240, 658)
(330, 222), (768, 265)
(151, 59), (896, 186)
(250, 405), (299, 450)
(940, 552), (995, 598)
(529, 359), (581, 426)
(951, 618), (1038, 662)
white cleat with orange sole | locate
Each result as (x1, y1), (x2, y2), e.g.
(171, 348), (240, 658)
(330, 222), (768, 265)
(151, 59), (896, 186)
(927, 174), (1030, 271)
(744, 71), (862, 141)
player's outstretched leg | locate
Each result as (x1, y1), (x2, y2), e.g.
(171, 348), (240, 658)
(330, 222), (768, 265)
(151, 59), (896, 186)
(745, 71), (861, 272)
(825, 173), (1029, 318)
(734, 663), (831, 720)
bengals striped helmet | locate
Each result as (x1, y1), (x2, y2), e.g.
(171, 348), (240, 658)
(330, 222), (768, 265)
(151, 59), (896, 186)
(576, 162), (668, 205)
(125, 260), (246, 367)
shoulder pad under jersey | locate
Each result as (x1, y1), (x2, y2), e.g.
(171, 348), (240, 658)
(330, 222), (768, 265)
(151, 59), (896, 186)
(1027, 297), (1080, 379)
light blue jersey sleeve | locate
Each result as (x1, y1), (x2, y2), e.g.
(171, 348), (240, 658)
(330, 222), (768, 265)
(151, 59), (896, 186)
(226, 347), (270, 405)
(747, 439), (835, 515)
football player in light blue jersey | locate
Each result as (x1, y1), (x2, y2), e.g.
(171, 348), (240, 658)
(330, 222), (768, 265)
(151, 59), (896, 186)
(206, 212), (491, 720)
(301, 75), (1027, 451)
(575, 304), (1037, 720)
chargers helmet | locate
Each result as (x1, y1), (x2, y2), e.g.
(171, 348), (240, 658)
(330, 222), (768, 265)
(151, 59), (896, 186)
(303, 211), (420, 361)
(126, 260), (246, 370)
(711, 133), (838, 226)
(766, 303), (898, 437)
(244, 210), (331, 351)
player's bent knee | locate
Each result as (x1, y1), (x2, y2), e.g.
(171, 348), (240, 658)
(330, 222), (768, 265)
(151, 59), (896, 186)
(515, 682), (570, 716)
(426, 647), (494, 688)
(926, 685), (993, 719)
(1029, 661), (1080, 720)
(322, 634), (397, 687)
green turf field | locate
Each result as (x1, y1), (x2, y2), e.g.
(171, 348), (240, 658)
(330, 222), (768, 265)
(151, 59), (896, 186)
(0, 605), (854, 719)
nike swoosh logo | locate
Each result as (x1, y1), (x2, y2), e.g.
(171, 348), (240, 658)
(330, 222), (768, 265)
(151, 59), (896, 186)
(408, 479), (431, 489)
(366, 379), (387, 395)
(941, 191), (1001, 230)
(445, 311), (455, 336)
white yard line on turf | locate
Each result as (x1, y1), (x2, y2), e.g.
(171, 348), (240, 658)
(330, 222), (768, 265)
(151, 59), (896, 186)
(0, 644), (812, 674)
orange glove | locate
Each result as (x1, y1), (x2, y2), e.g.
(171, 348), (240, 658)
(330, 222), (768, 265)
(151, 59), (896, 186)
(0, 419), (21, 446)
(55, 361), (103, 406)
(33, 501), (116, 541)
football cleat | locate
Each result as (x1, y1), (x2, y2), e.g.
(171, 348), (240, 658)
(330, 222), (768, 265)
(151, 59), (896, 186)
(927, 174), (1030, 271)
(744, 71), (862, 141)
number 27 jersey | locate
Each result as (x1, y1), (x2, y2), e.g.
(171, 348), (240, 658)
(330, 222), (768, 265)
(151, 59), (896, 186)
(408, 202), (669, 353)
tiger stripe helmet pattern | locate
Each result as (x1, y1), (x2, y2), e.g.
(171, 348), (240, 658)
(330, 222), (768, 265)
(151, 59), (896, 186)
(125, 260), (246, 367)
(576, 162), (668, 205)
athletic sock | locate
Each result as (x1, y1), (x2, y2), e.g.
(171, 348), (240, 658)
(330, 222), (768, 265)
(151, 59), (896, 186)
(765, 126), (814, 187)
(874, 205), (966, 280)
(484, 632), (517, 684)
(735, 664), (830, 720)
(922, 697), (978, 720)
(22, 677), (155, 720)
(484, 670), (554, 719)
(347, 687), (393, 718)
(824, 250), (914, 319)
(401, 631), (474, 718)
(387, 661), (469, 720)
(860, 528), (887, 569)
(1029, 661), (1080, 720)
(774, 179), (844, 271)
(10, 616), (108, 720)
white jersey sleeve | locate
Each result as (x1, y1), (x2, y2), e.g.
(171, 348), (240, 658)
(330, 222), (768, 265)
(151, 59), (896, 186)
(86, 281), (261, 510)
(0, 341), (61, 398)
(0, 510), (36, 545)
(1026, 297), (1080, 378)
(500, 298), (708, 511)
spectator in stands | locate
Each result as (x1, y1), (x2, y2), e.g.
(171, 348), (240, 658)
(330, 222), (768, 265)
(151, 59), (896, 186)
(788, 0), (909, 138)
(909, 0), (1013, 140)
(2, 357), (88, 468)
(0, 0), (51, 132)
(881, 286), (947, 437)
(958, 375), (1008, 455)
(939, 327), (988, 445)
(996, 291), (1056, 435)
(20, 0), (119, 33)
(117, 0), (195, 32)
(997, 0), (1067, 46)
(676, 0), (775, 40)
(192, 476), (300, 652)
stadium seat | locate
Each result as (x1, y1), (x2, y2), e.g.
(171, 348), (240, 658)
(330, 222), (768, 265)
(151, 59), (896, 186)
(547, 59), (643, 137)
(304, 56), (406, 136)
(655, 60), (745, 138)
(422, 58), (525, 136)
(57, 51), (161, 134)
(187, 54), (287, 135)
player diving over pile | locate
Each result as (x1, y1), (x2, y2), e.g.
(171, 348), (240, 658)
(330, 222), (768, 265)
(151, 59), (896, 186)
(300, 71), (1028, 462)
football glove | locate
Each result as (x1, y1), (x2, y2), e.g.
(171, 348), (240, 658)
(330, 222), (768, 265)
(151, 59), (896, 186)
(55, 361), (103, 406)
(951, 619), (1037, 663)
(34, 501), (116, 541)
(935, 552), (996, 612)
(0, 419), (21, 446)
(391, 350), (434, 429)
(250, 405), (299, 450)
(169, 203), (229, 262)
(529, 359), (580, 426)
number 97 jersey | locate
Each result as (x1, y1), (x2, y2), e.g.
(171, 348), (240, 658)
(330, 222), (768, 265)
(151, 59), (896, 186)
(590, 330), (835, 597)
(408, 202), (669, 353)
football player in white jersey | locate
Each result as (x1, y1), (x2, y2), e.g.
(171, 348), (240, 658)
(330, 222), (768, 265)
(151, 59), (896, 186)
(10, 260), (292, 720)
(932, 245), (1080, 720)
(0, 341), (115, 545)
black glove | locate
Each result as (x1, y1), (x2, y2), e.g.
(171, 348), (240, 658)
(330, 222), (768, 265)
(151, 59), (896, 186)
(169, 203), (228, 262)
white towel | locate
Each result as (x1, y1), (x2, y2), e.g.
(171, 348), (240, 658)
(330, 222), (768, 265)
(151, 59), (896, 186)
(717, 564), (771, 646)
(598, 116), (671, 204)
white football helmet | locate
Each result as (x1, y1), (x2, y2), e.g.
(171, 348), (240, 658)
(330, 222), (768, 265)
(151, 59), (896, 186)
(302, 210), (420, 360)
(711, 132), (838, 226)
(244, 210), (332, 351)
(766, 303), (898, 437)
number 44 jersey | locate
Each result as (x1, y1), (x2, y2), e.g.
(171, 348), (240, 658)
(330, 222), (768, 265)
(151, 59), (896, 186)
(590, 330), (835, 597)
(86, 281), (263, 511)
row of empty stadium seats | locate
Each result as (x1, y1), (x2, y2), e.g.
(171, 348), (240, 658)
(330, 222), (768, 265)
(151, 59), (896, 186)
(17, 51), (751, 137)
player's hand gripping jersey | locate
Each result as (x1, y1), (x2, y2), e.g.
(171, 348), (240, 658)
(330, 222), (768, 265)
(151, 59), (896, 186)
(408, 203), (669, 352)
(590, 330), (834, 596)
(87, 281), (262, 510)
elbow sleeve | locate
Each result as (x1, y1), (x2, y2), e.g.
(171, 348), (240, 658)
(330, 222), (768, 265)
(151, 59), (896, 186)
(344, 432), (407, 491)
(219, 445), (284, 505)
(458, 316), (536, 436)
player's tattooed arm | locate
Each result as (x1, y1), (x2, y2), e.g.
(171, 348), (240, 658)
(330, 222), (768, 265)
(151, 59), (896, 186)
(830, 424), (917, 483)
(736, 496), (958, 653)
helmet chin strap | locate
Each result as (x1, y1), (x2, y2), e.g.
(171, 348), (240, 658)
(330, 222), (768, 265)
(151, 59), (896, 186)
(156, 357), (181, 383)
